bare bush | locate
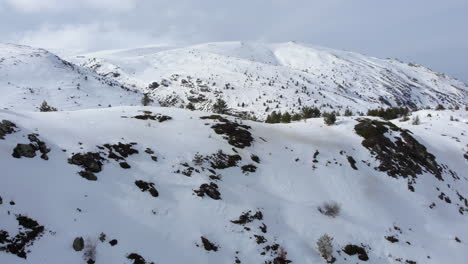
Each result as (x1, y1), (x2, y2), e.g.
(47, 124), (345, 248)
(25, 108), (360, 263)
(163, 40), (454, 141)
(318, 201), (341, 218)
(83, 239), (96, 263)
(316, 234), (333, 262)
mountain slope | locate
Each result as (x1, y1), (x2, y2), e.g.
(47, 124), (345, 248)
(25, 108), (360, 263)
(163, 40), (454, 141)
(0, 44), (143, 111)
(1, 107), (467, 264)
(72, 42), (468, 119)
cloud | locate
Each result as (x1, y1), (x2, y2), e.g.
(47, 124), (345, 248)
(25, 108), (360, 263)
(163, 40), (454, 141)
(4, 0), (135, 12)
(13, 23), (168, 54)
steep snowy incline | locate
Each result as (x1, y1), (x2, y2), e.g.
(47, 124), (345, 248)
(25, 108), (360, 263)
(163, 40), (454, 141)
(0, 44), (143, 111)
(72, 42), (468, 119)
(1, 107), (467, 264)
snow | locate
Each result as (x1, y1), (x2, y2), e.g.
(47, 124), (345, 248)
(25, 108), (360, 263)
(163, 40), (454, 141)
(1, 41), (468, 264)
(0, 43), (143, 112)
(1, 107), (467, 264)
(71, 41), (468, 119)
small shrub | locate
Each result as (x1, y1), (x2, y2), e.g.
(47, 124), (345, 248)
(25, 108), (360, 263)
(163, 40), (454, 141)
(367, 107), (409, 120)
(213, 98), (228, 114)
(186, 102), (195, 111)
(39, 101), (57, 112)
(281, 112), (291, 123)
(141, 93), (153, 106)
(318, 201), (341, 217)
(317, 234), (334, 262)
(302, 106), (321, 119)
(323, 112), (336, 126)
(344, 109), (353, 116)
(412, 115), (420, 125)
(435, 104), (445, 111)
(83, 239), (96, 263)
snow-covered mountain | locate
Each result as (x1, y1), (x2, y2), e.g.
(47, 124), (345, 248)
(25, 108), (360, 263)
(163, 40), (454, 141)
(71, 42), (468, 119)
(1, 41), (468, 264)
(0, 44), (142, 111)
(1, 107), (467, 264)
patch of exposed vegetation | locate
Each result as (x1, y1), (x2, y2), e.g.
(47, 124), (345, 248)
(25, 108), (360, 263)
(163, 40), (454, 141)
(355, 119), (442, 180)
(133, 111), (172, 122)
(0, 120), (17, 139)
(135, 180), (159, 198)
(201, 115), (253, 148)
(0, 215), (45, 259)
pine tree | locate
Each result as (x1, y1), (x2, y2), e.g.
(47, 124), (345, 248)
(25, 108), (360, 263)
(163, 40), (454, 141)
(39, 101), (57, 112)
(213, 98), (228, 114)
(323, 112), (336, 126)
(281, 112), (291, 123)
(344, 109), (353, 116)
(412, 115), (420, 125)
(141, 93), (153, 106)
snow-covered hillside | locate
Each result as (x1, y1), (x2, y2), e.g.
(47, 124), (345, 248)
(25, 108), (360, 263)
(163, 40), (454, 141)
(0, 44), (143, 111)
(1, 107), (467, 264)
(72, 42), (468, 119)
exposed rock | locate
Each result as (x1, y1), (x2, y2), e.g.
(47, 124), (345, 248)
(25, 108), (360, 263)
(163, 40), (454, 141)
(343, 244), (369, 261)
(0, 215), (45, 259)
(241, 164), (257, 174)
(355, 119), (442, 180)
(133, 111), (172, 122)
(12, 144), (36, 158)
(135, 180), (159, 197)
(347, 156), (358, 170)
(73, 237), (84, 251)
(208, 150), (242, 169)
(385, 236), (399, 243)
(0, 120), (17, 139)
(194, 183), (221, 200)
(127, 253), (154, 264)
(201, 115), (253, 148)
(119, 162), (131, 169)
(69, 152), (104, 173)
(79, 171), (98, 181)
(231, 210), (263, 225)
(109, 239), (118, 246)
(103, 142), (138, 159)
(200, 236), (218, 251)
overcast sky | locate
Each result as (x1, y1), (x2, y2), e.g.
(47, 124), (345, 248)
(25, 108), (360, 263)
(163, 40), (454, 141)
(1, 0), (467, 81)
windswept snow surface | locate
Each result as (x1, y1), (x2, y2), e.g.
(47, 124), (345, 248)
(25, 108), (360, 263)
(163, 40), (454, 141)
(72, 42), (468, 119)
(1, 107), (467, 264)
(0, 44), (142, 111)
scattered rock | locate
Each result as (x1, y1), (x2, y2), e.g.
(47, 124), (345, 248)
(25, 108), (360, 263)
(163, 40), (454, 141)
(231, 210), (263, 225)
(241, 164), (257, 174)
(0, 215), (45, 259)
(12, 144), (36, 158)
(69, 152), (104, 173)
(109, 239), (118, 246)
(200, 236), (218, 251)
(79, 171), (98, 181)
(135, 180), (159, 198)
(0, 120), (17, 139)
(127, 253), (154, 264)
(119, 162), (131, 169)
(251, 154), (261, 163)
(355, 119), (442, 180)
(73, 237), (85, 251)
(343, 244), (369, 261)
(194, 183), (221, 200)
(347, 156), (358, 170)
(201, 115), (253, 148)
(385, 236), (399, 243)
(133, 111), (172, 122)
(208, 150), (242, 169)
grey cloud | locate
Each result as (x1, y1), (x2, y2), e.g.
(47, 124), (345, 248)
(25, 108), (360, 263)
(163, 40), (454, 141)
(1, 0), (467, 81)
